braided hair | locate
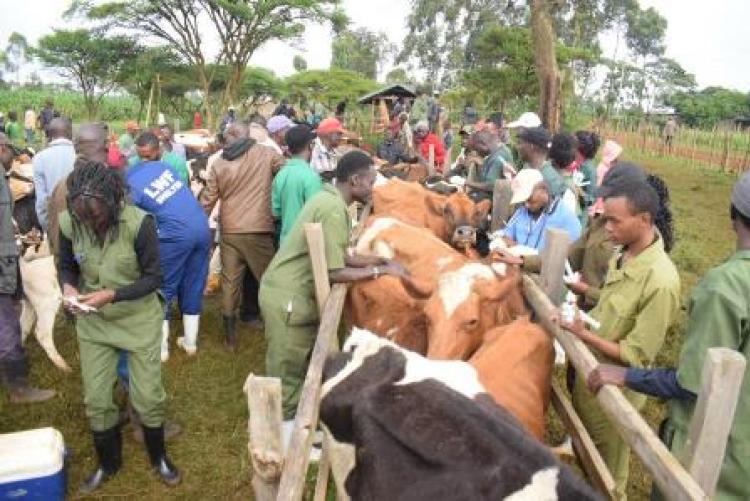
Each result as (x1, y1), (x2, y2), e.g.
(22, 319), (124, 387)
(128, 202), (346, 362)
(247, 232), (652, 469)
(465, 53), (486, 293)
(66, 160), (127, 245)
(646, 174), (675, 252)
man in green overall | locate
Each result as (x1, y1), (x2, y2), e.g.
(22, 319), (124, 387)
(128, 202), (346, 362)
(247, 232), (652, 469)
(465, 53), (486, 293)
(57, 162), (180, 493)
(588, 171), (750, 500)
(559, 177), (681, 500)
(259, 150), (411, 444)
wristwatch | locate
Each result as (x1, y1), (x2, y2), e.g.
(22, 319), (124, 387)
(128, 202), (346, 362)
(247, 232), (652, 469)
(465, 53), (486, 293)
(371, 266), (381, 279)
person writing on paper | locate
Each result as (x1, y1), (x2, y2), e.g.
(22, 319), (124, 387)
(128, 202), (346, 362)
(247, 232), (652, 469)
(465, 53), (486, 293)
(555, 177), (680, 500)
(498, 169), (581, 252)
(57, 162), (181, 492)
(586, 172), (750, 501)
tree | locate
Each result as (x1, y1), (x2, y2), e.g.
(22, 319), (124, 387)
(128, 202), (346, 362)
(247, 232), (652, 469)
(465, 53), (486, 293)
(284, 69), (377, 110)
(644, 57), (696, 109)
(331, 28), (395, 80)
(385, 67), (413, 85)
(624, 5), (667, 110)
(293, 54), (307, 72)
(666, 87), (750, 128)
(531, 0), (561, 131)
(34, 29), (139, 119)
(462, 25), (537, 111)
(240, 67), (283, 108)
(5, 32), (30, 85)
(398, 0), (526, 88)
(81, 0), (338, 127)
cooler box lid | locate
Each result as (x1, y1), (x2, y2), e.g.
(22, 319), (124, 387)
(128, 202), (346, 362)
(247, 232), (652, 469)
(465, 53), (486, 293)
(0, 428), (65, 483)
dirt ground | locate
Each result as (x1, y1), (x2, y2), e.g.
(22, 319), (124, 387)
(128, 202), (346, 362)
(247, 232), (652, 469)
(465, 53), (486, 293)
(0, 151), (739, 499)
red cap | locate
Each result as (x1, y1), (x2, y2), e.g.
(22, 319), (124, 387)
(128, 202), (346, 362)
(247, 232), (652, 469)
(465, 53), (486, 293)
(317, 117), (344, 135)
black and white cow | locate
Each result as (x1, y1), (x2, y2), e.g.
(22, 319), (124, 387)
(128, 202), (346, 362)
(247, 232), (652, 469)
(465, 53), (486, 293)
(320, 328), (602, 501)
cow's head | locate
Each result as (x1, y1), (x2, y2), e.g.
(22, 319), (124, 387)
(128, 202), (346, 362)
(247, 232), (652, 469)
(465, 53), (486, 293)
(426, 192), (491, 250)
(423, 263), (527, 360)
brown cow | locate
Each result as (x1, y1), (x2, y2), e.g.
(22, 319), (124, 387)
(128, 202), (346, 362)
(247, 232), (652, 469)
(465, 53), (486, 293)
(469, 317), (553, 440)
(351, 217), (527, 360)
(378, 162), (428, 183)
(372, 177), (490, 254)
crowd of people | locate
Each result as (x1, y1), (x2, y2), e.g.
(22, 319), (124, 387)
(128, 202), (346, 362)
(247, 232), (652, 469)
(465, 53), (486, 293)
(0, 94), (748, 500)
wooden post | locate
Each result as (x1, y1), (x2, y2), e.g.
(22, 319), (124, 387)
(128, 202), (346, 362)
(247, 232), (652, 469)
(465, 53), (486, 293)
(490, 179), (513, 232)
(428, 144), (435, 176)
(522, 275), (708, 500)
(539, 228), (570, 305)
(244, 375), (284, 501)
(550, 381), (617, 500)
(145, 78), (155, 126)
(681, 348), (746, 497)
(276, 285), (347, 501)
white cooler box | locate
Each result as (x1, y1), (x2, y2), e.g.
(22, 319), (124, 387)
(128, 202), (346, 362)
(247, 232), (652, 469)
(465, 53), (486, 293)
(0, 427), (66, 500)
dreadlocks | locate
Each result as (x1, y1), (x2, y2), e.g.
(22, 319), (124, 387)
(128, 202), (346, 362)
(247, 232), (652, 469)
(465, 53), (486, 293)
(66, 160), (127, 245)
(646, 174), (675, 253)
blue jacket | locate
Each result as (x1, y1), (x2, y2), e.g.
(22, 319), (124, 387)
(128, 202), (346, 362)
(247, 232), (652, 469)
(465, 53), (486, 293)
(503, 198), (582, 251)
(126, 161), (209, 242)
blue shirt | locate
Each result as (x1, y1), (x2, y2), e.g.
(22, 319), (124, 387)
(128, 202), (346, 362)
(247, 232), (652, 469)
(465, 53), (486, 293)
(32, 138), (76, 231)
(503, 199), (582, 250)
(126, 160), (208, 242)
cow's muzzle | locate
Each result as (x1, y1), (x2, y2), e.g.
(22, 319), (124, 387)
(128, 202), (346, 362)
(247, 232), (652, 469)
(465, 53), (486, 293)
(452, 225), (477, 247)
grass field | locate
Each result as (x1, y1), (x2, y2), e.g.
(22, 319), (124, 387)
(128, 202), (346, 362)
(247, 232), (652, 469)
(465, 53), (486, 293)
(0, 152), (740, 499)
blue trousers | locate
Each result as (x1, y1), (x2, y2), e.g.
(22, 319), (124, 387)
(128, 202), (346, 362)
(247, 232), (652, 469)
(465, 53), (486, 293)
(160, 235), (211, 320)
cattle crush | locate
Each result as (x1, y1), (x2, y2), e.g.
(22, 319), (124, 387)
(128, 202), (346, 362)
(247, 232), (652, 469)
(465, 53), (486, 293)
(244, 179), (745, 501)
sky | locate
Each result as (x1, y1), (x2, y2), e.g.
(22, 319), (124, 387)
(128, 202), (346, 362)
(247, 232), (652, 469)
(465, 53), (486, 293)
(0, 0), (748, 92)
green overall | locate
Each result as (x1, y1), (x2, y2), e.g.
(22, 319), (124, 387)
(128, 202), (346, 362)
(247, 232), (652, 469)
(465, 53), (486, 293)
(659, 251), (750, 501)
(572, 234), (680, 500)
(59, 206), (165, 432)
(260, 185), (350, 419)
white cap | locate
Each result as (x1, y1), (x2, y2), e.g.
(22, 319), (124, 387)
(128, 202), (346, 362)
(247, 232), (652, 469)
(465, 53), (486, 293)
(510, 168), (544, 205)
(506, 112), (542, 129)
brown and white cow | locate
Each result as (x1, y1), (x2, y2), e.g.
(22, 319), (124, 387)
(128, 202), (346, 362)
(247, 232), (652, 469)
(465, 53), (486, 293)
(319, 329), (601, 501)
(372, 178), (490, 254)
(351, 217), (526, 360)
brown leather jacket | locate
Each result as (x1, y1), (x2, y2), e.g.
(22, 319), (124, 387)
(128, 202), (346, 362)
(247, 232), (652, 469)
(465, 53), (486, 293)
(200, 143), (284, 234)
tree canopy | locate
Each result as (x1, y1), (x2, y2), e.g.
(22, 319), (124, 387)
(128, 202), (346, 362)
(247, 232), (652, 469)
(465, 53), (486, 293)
(34, 28), (139, 119)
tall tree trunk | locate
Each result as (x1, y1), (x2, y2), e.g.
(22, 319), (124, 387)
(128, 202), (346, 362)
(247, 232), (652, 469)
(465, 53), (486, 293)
(222, 64), (245, 112)
(530, 0), (561, 132)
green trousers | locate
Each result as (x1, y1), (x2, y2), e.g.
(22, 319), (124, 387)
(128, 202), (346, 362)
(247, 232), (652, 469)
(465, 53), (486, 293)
(78, 335), (165, 432)
(260, 284), (319, 420)
(572, 374), (647, 501)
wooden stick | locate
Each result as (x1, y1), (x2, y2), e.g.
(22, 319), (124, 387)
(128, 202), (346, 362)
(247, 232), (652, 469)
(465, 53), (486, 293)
(244, 375), (284, 501)
(681, 348), (746, 497)
(277, 285), (347, 501)
(550, 381), (617, 500)
(428, 144), (435, 176)
(539, 228), (570, 305)
(490, 179), (513, 232)
(522, 275), (708, 501)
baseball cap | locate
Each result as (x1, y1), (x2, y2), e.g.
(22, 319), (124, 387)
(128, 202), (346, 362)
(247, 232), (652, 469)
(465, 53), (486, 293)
(732, 172), (750, 218)
(267, 115), (294, 134)
(510, 168), (544, 205)
(517, 127), (552, 150)
(317, 117), (344, 135)
(285, 124), (317, 152)
(506, 112), (542, 129)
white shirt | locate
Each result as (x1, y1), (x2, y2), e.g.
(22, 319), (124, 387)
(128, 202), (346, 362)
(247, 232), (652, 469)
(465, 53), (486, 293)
(310, 137), (338, 174)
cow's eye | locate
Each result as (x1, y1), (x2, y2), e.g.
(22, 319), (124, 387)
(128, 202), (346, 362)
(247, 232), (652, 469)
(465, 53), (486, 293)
(465, 318), (479, 329)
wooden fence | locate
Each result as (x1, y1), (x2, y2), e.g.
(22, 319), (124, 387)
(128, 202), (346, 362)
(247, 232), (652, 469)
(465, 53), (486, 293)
(244, 189), (745, 500)
(598, 121), (750, 173)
